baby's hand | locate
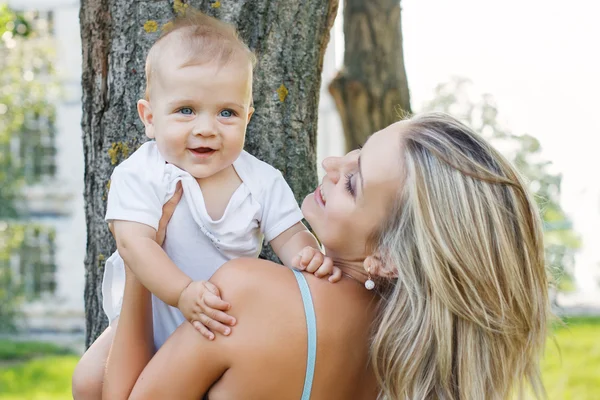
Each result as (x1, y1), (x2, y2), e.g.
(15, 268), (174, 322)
(292, 246), (342, 283)
(177, 280), (236, 340)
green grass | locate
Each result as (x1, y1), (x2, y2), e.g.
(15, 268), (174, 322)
(0, 355), (78, 400)
(0, 340), (78, 399)
(0, 339), (75, 361)
(0, 318), (598, 399)
(542, 316), (600, 399)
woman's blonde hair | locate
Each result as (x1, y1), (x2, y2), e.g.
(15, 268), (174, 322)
(370, 113), (550, 399)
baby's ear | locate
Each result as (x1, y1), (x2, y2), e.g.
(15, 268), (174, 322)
(364, 252), (398, 279)
(137, 99), (155, 139)
(246, 106), (255, 124)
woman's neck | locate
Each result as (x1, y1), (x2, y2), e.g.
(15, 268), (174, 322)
(327, 253), (369, 285)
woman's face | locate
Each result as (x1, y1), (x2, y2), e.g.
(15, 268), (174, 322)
(302, 122), (405, 261)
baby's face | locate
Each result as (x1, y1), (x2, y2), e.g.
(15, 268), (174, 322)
(144, 53), (253, 180)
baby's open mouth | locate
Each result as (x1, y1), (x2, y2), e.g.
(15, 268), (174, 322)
(189, 147), (216, 156)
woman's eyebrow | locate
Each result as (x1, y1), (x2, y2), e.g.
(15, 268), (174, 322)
(358, 155), (365, 194)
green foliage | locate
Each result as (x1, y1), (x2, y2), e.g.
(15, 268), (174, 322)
(0, 259), (23, 333)
(0, 5), (58, 191)
(0, 4), (58, 331)
(422, 78), (580, 289)
(0, 4), (32, 38)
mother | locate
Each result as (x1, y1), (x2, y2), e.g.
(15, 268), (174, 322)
(104, 113), (550, 399)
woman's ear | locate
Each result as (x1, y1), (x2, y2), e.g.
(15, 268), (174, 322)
(137, 99), (155, 139)
(364, 252), (398, 278)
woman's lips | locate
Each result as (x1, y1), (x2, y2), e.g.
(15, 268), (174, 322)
(315, 184), (326, 207)
(189, 147), (216, 158)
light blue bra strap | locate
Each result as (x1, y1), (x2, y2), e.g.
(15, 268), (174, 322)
(292, 269), (317, 400)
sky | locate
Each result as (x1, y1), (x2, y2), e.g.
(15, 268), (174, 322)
(326, 0), (600, 295)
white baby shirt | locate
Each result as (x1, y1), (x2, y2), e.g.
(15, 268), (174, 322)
(101, 141), (303, 349)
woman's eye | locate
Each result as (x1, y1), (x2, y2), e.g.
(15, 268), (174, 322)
(219, 109), (234, 118)
(178, 107), (193, 115)
(345, 173), (356, 197)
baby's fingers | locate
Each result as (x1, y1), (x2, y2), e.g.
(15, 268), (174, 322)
(299, 247), (316, 268)
(202, 281), (222, 298)
(328, 265), (343, 283)
(291, 254), (302, 270)
(198, 313), (232, 337)
(192, 320), (215, 340)
(202, 305), (236, 326)
(305, 252), (325, 274)
(203, 291), (231, 312)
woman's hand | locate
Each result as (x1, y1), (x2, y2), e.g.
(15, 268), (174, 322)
(156, 182), (183, 246)
(108, 182), (183, 245)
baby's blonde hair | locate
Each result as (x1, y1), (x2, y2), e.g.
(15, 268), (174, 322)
(371, 113), (550, 399)
(144, 9), (256, 100)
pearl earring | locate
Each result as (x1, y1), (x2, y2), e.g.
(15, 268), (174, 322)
(365, 266), (375, 290)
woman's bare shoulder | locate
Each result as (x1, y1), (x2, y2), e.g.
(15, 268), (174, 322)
(210, 258), (290, 292)
(208, 258), (301, 313)
(208, 259), (307, 356)
(210, 258), (375, 326)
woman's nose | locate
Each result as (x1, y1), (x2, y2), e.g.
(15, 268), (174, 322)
(322, 156), (341, 183)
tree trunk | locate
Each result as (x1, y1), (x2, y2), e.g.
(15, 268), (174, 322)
(80, 0), (338, 347)
(329, 0), (411, 152)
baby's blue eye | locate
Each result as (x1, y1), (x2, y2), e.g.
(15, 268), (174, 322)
(179, 107), (193, 115)
(220, 109), (233, 118)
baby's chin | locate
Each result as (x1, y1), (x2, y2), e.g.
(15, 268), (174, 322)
(188, 163), (240, 183)
(163, 158), (212, 179)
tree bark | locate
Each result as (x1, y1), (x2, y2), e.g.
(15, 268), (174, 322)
(329, 0), (411, 152)
(80, 0), (338, 347)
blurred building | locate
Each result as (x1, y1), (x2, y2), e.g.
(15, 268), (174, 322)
(7, 0), (85, 332)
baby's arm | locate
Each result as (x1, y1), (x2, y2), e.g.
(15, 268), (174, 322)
(113, 220), (191, 306)
(113, 221), (192, 307)
(112, 220), (235, 339)
(270, 222), (342, 282)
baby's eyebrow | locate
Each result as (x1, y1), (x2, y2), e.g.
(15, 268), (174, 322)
(221, 102), (245, 110)
(166, 99), (192, 108)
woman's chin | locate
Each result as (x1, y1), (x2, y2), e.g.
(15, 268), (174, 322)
(301, 193), (315, 215)
(301, 195), (320, 227)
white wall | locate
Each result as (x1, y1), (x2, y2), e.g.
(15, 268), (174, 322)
(316, 1), (345, 179)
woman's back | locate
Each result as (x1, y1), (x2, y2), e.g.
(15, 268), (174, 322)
(128, 258), (379, 399)
(204, 259), (379, 399)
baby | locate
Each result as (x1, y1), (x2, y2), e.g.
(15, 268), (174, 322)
(72, 10), (335, 399)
